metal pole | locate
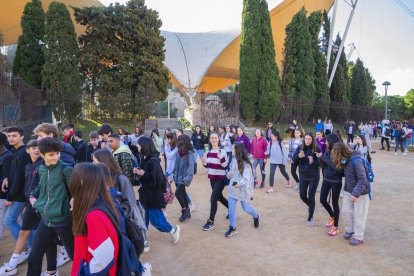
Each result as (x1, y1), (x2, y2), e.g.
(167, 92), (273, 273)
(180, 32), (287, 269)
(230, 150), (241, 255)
(326, 0), (339, 72)
(384, 87), (388, 120)
(167, 98), (170, 119)
(328, 0), (359, 88)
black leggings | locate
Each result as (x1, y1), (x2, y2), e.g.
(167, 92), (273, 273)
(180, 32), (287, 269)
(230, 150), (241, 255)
(175, 184), (189, 209)
(269, 164), (290, 187)
(299, 176), (319, 221)
(290, 162), (299, 183)
(319, 180), (342, 227)
(381, 137), (390, 150)
(209, 179), (228, 221)
(347, 134), (354, 144)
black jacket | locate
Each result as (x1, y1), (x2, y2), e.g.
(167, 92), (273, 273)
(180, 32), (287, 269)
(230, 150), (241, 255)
(7, 145), (32, 202)
(191, 132), (207, 150)
(85, 142), (101, 163)
(319, 152), (343, 183)
(138, 153), (166, 209)
(0, 149), (13, 199)
(24, 158), (44, 199)
(292, 144), (320, 179)
(75, 140), (88, 163)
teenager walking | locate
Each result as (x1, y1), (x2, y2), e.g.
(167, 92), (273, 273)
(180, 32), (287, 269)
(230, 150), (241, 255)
(250, 129), (267, 188)
(292, 132), (321, 226)
(331, 142), (370, 246)
(235, 127), (251, 153)
(191, 125), (207, 174)
(288, 129), (303, 191)
(201, 132), (229, 231)
(225, 143), (259, 237)
(266, 131), (291, 193)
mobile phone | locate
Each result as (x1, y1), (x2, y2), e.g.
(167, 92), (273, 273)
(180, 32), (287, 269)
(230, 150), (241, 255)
(232, 182), (238, 186)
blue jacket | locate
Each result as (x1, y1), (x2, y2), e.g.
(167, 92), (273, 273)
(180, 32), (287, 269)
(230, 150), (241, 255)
(173, 152), (195, 186)
(60, 142), (76, 167)
(344, 152), (369, 197)
(314, 122), (324, 132)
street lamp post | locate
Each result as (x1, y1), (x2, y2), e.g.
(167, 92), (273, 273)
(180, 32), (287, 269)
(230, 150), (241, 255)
(382, 81), (391, 120)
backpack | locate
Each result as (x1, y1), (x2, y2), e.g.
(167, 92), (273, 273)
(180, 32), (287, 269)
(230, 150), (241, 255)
(384, 127), (392, 137)
(351, 157), (374, 200)
(89, 203), (143, 276)
(117, 153), (140, 186)
(60, 163), (71, 198)
(407, 130), (412, 139)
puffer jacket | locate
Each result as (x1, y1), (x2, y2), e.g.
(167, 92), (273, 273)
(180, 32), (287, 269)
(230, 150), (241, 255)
(343, 151), (369, 198)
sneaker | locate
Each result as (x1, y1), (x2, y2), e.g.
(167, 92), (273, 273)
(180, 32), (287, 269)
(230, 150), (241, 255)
(142, 262), (152, 276)
(286, 180), (292, 188)
(343, 232), (354, 240)
(266, 187), (273, 193)
(224, 226), (238, 238)
(261, 170), (266, 175)
(394, 152), (398, 156)
(253, 215), (260, 228)
(259, 182), (265, 189)
(189, 203), (196, 213)
(325, 217), (334, 228)
(403, 152), (408, 156)
(202, 220), (215, 231)
(162, 210), (168, 218)
(143, 241), (150, 253)
(349, 238), (364, 246)
(0, 263), (17, 276)
(56, 248), (70, 268)
(40, 271), (59, 276)
(328, 226), (339, 236)
(17, 249), (30, 265)
(306, 218), (314, 227)
(170, 225), (180, 244)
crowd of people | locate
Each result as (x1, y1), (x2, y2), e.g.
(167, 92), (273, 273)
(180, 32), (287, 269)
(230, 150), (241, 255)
(0, 117), (411, 275)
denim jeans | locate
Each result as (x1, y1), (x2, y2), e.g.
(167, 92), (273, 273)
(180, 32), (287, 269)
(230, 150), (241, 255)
(0, 199), (7, 240)
(4, 201), (26, 241)
(252, 159), (265, 183)
(342, 192), (370, 240)
(228, 197), (258, 228)
(194, 149), (205, 161)
(143, 206), (173, 233)
(394, 140), (404, 153)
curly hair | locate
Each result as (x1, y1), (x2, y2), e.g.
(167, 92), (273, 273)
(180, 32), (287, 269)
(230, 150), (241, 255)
(331, 142), (353, 169)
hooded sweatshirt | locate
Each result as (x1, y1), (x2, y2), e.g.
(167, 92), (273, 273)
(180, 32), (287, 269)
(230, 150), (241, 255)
(138, 154), (166, 209)
(251, 137), (267, 159)
(266, 140), (288, 165)
(7, 145), (31, 202)
(228, 161), (254, 202)
(235, 134), (251, 153)
(113, 145), (134, 181)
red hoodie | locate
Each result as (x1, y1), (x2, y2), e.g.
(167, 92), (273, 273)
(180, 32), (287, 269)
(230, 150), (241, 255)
(71, 210), (119, 276)
(250, 137), (268, 159)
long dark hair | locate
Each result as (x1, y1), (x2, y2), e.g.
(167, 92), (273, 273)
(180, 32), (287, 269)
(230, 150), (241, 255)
(138, 136), (158, 157)
(326, 133), (340, 152)
(177, 135), (194, 156)
(357, 135), (367, 147)
(234, 142), (252, 175)
(166, 132), (177, 150)
(70, 163), (118, 236)
(302, 132), (316, 153)
(151, 128), (160, 139)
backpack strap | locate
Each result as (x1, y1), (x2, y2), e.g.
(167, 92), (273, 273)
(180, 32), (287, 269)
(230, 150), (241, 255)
(60, 164), (71, 198)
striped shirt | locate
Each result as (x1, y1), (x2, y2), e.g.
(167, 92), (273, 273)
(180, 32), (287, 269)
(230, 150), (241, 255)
(204, 149), (228, 180)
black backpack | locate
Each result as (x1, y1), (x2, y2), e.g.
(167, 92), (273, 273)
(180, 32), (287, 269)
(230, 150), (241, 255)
(384, 127), (392, 137)
(89, 203), (143, 276)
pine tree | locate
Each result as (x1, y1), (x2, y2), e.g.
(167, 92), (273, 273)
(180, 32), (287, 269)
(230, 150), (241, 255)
(321, 10), (330, 56)
(281, 8), (315, 122)
(257, 0), (281, 122)
(365, 68), (376, 107)
(308, 11), (329, 120)
(240, 0), (261, 125)
(13, 0), (45, 88)
(42, 2), (81, 123)
(350, 58), (368, 105)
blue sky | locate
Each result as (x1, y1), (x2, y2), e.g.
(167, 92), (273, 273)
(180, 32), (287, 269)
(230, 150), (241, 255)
(101, 0), (414, 96)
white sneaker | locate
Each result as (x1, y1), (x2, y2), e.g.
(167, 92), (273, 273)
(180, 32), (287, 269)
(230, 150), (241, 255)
(143, 241), (150, 253)
(142, 262), (152, 276)
(170, 225), (180, 244)
(17, 249), (30, 265)
(40, 271), (59, 276)
(403, 152), (408, 156)
(394, 152), (398, 156)
(56, 248), (70, 268)
(0, 263), (17, 276)
(189, 203), (196, 213)
(306, 218), (315, 227)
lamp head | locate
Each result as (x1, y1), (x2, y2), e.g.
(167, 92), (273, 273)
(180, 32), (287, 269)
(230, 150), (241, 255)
(382, 81), (391, 86)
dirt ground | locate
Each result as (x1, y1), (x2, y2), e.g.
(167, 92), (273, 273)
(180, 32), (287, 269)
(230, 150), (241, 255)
(1, 140), (413, 276)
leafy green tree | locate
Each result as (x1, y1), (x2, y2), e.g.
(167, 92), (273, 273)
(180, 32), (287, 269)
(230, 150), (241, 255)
(257, 0), (281, 122)
(308, 11), (329, 120)
(365, 68), (376, 107)
(42, 2), (81, 122)
(74, 0), (169, 120)
(13, 0), (45, 88)
(239, 0), (261, 124)
(404, 89), (414, 118)
(281, 8), (315, 122)
(321, 10), (330, 55)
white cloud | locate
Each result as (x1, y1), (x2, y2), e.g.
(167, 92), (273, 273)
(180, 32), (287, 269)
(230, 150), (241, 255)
(374, 67), (414, 97)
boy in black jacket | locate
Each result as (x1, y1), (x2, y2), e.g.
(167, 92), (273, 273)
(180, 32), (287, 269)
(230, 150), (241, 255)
(0, 132), (12, 241)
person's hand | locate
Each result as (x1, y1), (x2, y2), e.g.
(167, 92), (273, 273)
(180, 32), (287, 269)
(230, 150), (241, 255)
(299, 151), (305, 158)
(201, 152), (208, 163)
(351, 196), (357, 202)
(1, 178), (8, 193)
(233, 183), (240, 188)
(316, 152), (322, 158)
(29, 197), (37, 207)
(226, 172), (233, 179)
(133, 168), (145, 176)
(5, 200), (12, 206)
(70, 198), (74, 211)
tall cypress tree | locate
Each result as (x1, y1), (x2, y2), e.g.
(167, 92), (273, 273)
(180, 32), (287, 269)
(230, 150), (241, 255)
(42, 2), (81, 123)
(240, 0), (261, 124)
(321, 10), (330, 56)
(281, 8), (315, 122)
(13, 0), (45, 88)
(257, 0), (281, 122)
(308, 11), (329, 120)
(350, 58), (368, 105)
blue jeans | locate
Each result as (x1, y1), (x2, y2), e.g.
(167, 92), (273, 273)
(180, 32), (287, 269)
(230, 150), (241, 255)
(194, 149), (205, 161)
(228, 196), (258, 228)
(252, 159), (265, 183)
(143, 206), (173, 233)
(4, 201), (26, 241)
(173, 182), (191, 204)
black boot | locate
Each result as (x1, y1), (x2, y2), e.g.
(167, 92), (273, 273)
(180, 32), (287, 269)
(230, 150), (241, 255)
(179, 208), (191, 222)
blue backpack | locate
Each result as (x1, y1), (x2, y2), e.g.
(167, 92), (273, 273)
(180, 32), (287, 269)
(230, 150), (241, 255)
(351, 157), (374, 200)
(89, 203), (143, 276)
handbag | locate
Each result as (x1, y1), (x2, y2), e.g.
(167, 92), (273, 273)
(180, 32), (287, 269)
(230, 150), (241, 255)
(163, 176), (175, 205)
